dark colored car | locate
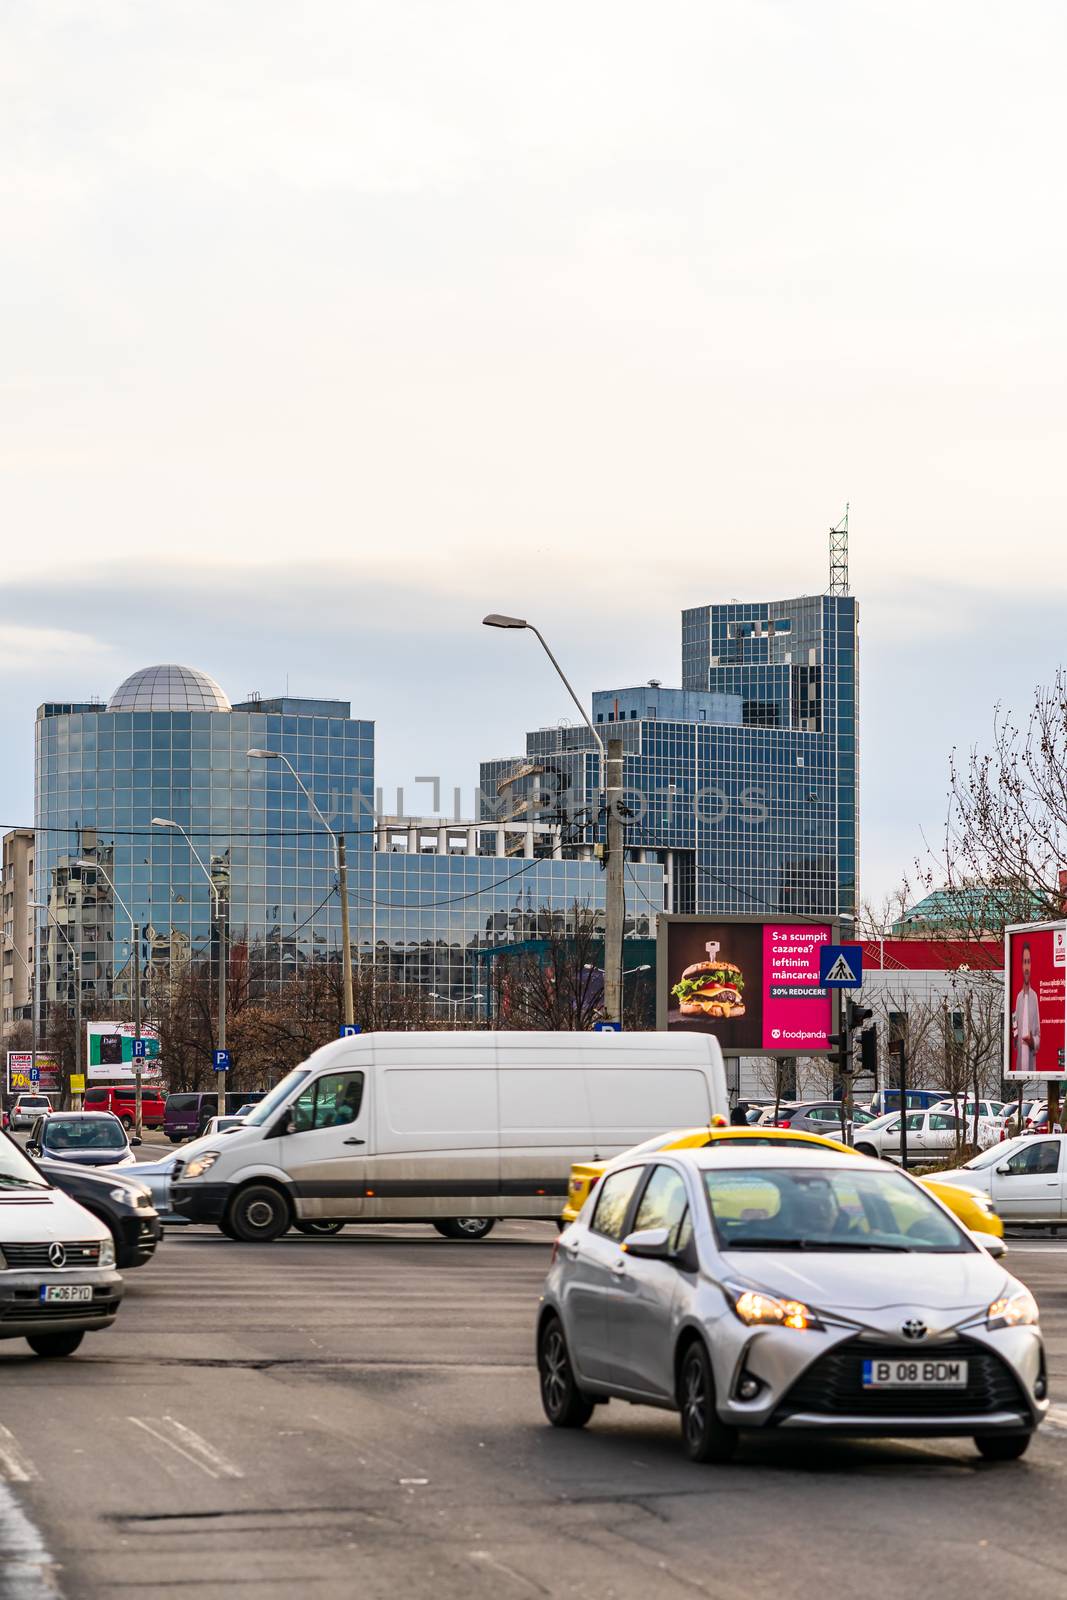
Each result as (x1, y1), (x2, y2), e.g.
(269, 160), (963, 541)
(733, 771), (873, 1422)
(164, 1091), (265, 1143)
(36, 1159), (162, 1268)
(83, 1085), (167, 1130)
(26, 1111), (140, 1168)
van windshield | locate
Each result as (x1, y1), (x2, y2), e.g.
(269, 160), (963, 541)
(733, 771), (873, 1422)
(0, 1132), (51, 1190)
(243, 1069), (312, 1127)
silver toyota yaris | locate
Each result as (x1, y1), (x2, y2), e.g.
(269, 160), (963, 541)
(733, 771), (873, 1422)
(538, 1148), (1046, 1463)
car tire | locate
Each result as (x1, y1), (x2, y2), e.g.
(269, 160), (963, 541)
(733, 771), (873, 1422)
(854, 1143), (878, 1159)
(433, 1218), (496, 1241)
(169, 1136), (184, 1145)
(538, 1315), (594, 1429)
(120, 1116), (134, 1131)
(227, 1185), (291, 1243)
(678, 1340), (737, 1464)
(293, 1220), (345, 1236)
(27, 1331), (85, 1359)
(974, 1431), (1032, 1462)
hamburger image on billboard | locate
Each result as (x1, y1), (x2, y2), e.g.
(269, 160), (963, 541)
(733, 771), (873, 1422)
(672, 948), (746, 1019)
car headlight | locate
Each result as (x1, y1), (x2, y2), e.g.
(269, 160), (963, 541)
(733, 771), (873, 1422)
(109, 1187), (136, 1205)
(731, 1288), (821, 1331)
(183, 1151), (220, 1181)
(987, 1288), (1039, 1330)
(99, 1237), (116, 1268)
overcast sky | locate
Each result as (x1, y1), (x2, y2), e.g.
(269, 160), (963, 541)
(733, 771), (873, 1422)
(3, 1), (1065, 904)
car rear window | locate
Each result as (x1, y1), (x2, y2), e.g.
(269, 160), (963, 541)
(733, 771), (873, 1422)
(166, 1095), (200, 1112)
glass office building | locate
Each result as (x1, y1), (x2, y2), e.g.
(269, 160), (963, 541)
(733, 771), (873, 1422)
(35, 665), (662, 1025)
(482, 592), (858, 928)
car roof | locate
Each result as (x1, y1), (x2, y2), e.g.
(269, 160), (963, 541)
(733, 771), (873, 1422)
(45, 1111), (120, 1121)
(668, 1146), (884, 1172)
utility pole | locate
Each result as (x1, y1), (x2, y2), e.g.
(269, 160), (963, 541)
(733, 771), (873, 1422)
(888, 1038), (908, 1167)
(132, 910), (142, 1136)
(216, 891), (226, 1120)
(603, 737), (625, 1026)
(337, 833), (355, 1030)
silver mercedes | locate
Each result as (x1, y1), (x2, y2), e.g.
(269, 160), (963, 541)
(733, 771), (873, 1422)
(538, 1147), (1046, 1463)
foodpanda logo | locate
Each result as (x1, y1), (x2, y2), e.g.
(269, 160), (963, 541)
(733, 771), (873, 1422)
(771, 1029), (782, 1040)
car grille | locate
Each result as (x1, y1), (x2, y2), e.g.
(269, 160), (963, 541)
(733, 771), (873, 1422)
(1, 1241), (102, 1270)
(772, 1337), (1027, 1421)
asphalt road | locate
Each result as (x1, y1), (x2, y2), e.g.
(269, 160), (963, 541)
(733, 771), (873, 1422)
(2, 1194), (1067, 1600)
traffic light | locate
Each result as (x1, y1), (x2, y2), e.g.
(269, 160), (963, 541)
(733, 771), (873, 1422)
(846, 999), (874, 1032)
(829, 1028), (853, 1076)
(859, 1025), (877, 1077)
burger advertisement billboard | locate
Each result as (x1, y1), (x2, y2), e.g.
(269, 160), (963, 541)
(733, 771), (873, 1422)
(657, 916), (834, 1054)
(1003, 921), (1066, 1080)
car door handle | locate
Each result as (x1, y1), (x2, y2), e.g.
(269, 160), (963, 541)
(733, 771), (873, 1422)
(343, 1137), (365, 1146)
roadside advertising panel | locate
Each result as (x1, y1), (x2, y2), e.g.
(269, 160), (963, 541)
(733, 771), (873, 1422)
(1003, 922), (1066, 1080)
(86, 1022), (163, 1082)
(657, 916), (834, 1055)
(6, 1052), (62, 1095)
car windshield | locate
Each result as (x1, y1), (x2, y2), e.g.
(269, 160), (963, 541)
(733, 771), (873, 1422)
(44, 1118), (126, 1151)
(0, 1132), (51, 1189)
(243, 1068), (312, 1127)
(703, 1166), (970, 1253)
(963, 1139), (1031, 1171)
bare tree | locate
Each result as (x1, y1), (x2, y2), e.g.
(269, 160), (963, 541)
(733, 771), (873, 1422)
(493, 904), (607, 1030)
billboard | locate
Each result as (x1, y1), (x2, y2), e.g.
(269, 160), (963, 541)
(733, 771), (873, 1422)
(1004, 922), (1066, 1080)
(6, 1052), (61, 1096)
(86, 1022), (162, 1082)
(657, 916), (834, 1054)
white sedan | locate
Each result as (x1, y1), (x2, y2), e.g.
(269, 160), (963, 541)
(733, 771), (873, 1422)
(854, 1109), (997, 1166)
(936, 1135), (1067, 1224)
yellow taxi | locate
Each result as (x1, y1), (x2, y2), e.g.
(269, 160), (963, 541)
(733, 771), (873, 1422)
(562, 1125), (1004, 1238)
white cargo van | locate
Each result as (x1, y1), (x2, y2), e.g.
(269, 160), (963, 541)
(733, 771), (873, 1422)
(170, 1031), (728, 1242)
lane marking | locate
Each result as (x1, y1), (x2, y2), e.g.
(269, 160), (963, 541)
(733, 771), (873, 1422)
(0, 1479), (56, 1600)
(0, 1427), (37, 1485)
(128, 1416), (243, 1480)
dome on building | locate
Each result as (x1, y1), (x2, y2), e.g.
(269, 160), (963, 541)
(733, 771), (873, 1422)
(107, 664), (231, 713)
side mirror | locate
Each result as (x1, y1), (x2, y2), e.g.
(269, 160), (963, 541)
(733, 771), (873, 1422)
(996, 1165), (1010, 1176)
(26, 1144), (39, 1157)
(972, 1231), (1007, 1259)
(621, 1227), (673, 1260)
(130, 1136), (143, 1147)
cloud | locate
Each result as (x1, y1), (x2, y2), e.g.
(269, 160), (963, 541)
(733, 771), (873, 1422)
(0, 624), (115, 674)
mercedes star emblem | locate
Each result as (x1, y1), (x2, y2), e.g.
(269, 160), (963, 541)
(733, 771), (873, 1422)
(901, 1319), (927, 1341)
(47, 1242), (66, 1269)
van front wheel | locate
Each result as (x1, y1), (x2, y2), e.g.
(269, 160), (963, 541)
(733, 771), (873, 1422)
(434, 1218), (495, 1241)
(228, 1185), (291, 1243)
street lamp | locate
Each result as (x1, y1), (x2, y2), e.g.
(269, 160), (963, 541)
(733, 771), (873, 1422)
(75, 858), (144, 1131)
(483, 614), (625, 1025)
(1, 929), (37, 1099)
(150, 821), (228, 1118)
(247, 749), (355, 1031)
(30, 904), (82, 1108)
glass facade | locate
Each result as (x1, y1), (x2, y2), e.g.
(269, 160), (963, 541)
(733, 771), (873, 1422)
(481, 592), (859, 928)
(34, 668), (663, 1024)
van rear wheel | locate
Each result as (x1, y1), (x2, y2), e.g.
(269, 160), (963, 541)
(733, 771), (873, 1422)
(228, 1185), (291, 1243)
(433, 1218), (495, 1241)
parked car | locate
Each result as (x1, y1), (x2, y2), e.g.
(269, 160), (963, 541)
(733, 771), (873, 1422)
(117, 1151), (187, 1225)
(10, 1093), (53, 1130)
(0, 1129), (123, 1357)
(164, 1091), (261, 1143)
(172, 1030), (729, 1242)
(201, 1115), (247, 1136)
(36, 1159), (161, 1268)
(773, 1102), (877, 1135)
(562, 1125), (1004, 1239)
(929, 1099), (1007, 1126)
(26, 1111), (140, 1169)
(83, 1085), (166, 1131)
(539, 1147), (1044, 1462)
(854, 1109), (997, 1165)
(935, 1135), (1067, 1225)
(867, 1088), (950, 1116)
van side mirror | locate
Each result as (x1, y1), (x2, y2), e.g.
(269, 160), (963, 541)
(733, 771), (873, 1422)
(621, 1227), (673, 1260)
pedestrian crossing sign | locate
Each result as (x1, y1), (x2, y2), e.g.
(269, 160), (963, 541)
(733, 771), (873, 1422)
(819, 945), (863, 987)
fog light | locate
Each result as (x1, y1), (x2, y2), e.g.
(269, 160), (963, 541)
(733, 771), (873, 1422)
(1035, 1374), (1047, 1400)
(737, 1373), (762, 1401)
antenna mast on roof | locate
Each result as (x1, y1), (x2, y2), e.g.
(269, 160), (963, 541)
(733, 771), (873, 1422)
(828, 504), (849, 596)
